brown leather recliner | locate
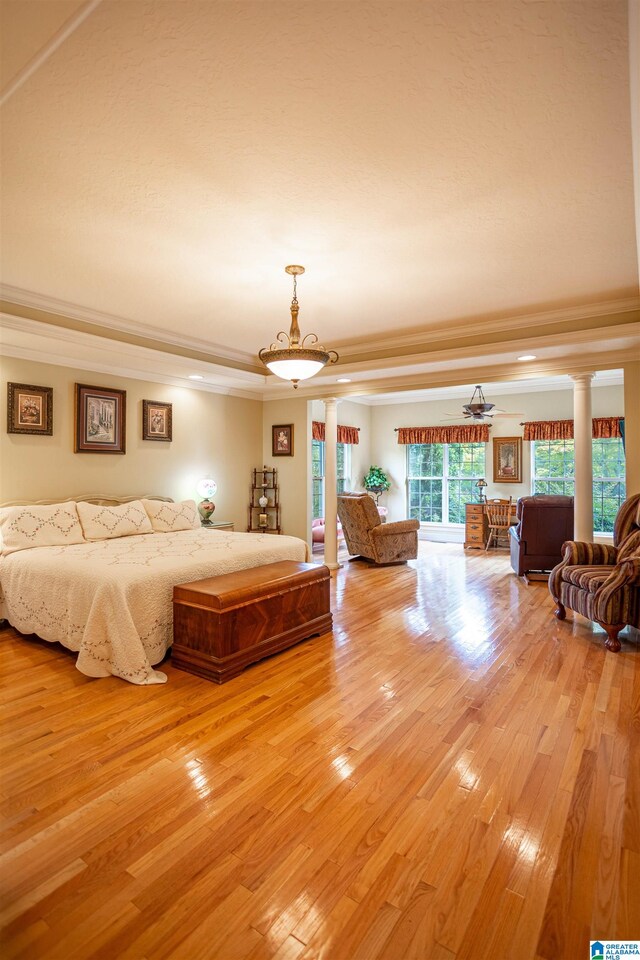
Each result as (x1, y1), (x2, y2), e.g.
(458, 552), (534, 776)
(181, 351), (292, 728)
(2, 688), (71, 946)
(509, 495), (574, 579)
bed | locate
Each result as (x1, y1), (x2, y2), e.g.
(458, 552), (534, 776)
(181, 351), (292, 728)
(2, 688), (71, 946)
(0, 495), (310, 685)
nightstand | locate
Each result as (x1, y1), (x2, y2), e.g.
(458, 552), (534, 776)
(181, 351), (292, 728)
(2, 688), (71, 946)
(201, 521), (234, 531)
(464, 502), (487, 549)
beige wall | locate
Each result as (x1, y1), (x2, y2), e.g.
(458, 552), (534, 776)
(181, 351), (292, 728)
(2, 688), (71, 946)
(0, 357), (262, 530)
(262, 396), (312, 542)
(370, 384), (625, 529)
(623, 360), (640, 496)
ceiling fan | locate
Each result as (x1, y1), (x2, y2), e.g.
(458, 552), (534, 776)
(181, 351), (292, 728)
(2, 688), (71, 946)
(442, 385), (522, 423)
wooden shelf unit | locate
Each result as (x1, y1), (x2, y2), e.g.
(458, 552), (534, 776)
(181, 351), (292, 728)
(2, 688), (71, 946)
(247, 465), (281, 534)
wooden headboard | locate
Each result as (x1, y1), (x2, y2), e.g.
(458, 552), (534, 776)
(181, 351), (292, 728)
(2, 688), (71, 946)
(0, 495), (174, 508)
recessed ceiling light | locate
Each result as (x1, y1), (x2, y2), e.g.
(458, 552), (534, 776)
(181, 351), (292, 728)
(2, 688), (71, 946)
(517, 355), (537, 361)
(188, 374), (204, 380)
(337, 377), (352, 383)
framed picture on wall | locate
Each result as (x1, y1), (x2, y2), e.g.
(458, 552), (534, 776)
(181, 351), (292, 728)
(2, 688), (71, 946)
(75, 384), (126, 454)
(493, 436), (522, 483)
(7, 383), (53, 435)
(272, 424), (294, 457)
(142, 400), (172, 441)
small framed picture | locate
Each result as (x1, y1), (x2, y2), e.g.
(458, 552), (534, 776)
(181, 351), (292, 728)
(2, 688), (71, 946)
(75, 384), (126, 454)
(7, 383), (53, 435)
(142, 400), (172, 441)
(272, 423), (294, 457)
(493, 436), (522, 483)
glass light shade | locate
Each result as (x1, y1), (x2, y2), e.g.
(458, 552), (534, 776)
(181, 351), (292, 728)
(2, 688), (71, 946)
(265, 358), (326, 382)
(196, 477), (218, 499)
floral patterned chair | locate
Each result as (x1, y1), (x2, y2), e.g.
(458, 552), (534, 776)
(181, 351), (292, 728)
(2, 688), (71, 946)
(337, 493), (419, 565)
(549, 493), (640, 651)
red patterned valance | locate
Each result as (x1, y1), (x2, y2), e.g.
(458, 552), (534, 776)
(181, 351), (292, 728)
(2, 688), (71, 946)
(592, 417), (624, 439)
(522, 420), (574, 441)
(396, 424), (490, 444)
(312, 421), (360, 444)
(522, 418), (624, 441)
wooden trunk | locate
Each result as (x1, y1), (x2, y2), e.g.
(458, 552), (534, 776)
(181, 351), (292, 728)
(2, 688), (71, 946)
(172, 561), (332, 683)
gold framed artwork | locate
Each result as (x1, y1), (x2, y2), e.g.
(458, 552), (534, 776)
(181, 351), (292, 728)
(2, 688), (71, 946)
(142, 400), (172, 441)
(493, 436), (522, 483)
(75, 384), (126, 454)
(7, 383), (53, 435)
(272, 424), (294, 457)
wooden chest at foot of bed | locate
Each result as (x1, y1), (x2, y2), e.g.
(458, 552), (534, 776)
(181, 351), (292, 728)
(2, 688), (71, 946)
(172, 561), (332, 683)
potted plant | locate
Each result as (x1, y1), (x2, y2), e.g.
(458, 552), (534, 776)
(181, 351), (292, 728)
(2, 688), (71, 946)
(363, 465), (391, 504)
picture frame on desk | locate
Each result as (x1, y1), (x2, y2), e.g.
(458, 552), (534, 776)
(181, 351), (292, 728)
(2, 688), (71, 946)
(493, 437), (522, 483)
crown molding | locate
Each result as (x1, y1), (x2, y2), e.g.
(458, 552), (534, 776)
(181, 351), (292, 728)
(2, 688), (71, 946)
(0, 313), (266, 399)
(0, 286), (262, 371)
(356, 371), (624, 406)
(3, 285), (638, 377)
(270, 351), (632, 403)
(334, 297), (640, 361)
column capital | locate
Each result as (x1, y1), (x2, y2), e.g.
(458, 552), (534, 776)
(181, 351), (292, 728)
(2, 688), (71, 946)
(323, 397), (341, 408)
(569, 372), (595, 384)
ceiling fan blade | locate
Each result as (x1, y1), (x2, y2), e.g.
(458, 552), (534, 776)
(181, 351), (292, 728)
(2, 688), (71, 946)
(491, 412), (524, 418)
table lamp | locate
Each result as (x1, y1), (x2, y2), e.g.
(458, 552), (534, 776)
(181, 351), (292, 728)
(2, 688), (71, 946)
(475, 478), (487, 502)
(196, 477), (218, 525)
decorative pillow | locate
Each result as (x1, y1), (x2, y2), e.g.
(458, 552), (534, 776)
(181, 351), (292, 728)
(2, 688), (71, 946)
(0, 502), (86, 555)
(76, 500), (153, 541)
(142, 499), (201, 532)
(617, 529), (640, 562)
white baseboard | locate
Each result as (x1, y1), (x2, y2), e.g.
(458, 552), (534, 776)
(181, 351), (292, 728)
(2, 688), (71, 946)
(418, 524), (465, 544)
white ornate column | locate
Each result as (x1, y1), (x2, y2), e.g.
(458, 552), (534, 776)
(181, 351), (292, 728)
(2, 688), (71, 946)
(323, 397), (341, 570)
(571, 372), (595, 541)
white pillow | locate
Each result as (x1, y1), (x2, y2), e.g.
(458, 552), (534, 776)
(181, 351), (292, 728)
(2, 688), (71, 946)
(76, 500), (153, 541)
(0, 502), (86, 555)
(142, 499), (201, 532)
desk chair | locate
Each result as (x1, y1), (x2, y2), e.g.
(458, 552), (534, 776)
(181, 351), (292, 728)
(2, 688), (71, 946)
(485, 498), (513, 550)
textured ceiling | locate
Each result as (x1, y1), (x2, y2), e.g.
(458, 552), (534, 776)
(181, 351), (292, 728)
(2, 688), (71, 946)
(1, 0), (637, 371)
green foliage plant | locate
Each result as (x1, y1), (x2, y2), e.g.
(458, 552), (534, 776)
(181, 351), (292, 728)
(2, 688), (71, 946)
(363, 465), (391, 493)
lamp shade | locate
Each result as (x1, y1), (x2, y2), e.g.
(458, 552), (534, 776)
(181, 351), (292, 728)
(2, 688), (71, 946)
(264, 356), (326, 383)
(196, 477), (217, 499)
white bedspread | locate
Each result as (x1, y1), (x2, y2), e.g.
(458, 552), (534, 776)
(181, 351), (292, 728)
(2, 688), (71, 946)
(0, 529), (310, 685)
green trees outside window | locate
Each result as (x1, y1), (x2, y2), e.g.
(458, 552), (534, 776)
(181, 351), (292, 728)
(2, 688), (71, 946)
(532, 438), (625, 534)
(312, 440), (349, 520)
(407, 443), (485, 524)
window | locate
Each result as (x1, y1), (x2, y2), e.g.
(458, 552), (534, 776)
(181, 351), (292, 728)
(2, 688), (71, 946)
(532, 437), (625, 534)
(531, 440), (575, 497)
(592, 438), (626, 534)
(312, 440), (350, 519)
(406, 442), (485, 524)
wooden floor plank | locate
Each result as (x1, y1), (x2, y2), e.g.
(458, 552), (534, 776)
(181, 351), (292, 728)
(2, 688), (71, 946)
(1, 541), (638, 959)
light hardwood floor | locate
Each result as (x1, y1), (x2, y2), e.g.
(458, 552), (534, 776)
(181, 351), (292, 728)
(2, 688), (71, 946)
(1, 542), (638, 960)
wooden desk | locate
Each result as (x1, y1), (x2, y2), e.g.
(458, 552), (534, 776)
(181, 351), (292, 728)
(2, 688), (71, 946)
(464, 502), (517, 549)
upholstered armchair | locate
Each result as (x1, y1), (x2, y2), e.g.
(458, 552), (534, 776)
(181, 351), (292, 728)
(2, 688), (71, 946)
(509, 495), (574, 579)
(549, 493), (640, 651)
(337, 493), (419, 565)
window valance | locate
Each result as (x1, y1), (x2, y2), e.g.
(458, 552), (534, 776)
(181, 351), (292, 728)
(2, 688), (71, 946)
(522, 417), (624, 441)
(312, 421), (360, 444)
(396, 424), (490, 444)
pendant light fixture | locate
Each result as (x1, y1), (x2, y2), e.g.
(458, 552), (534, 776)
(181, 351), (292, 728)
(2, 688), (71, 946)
(259, 265), (339, 389)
